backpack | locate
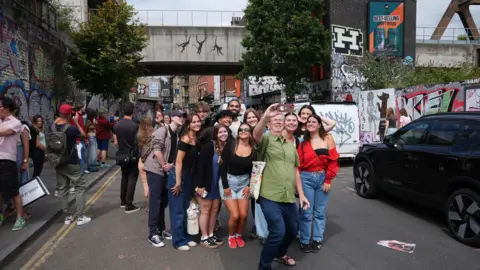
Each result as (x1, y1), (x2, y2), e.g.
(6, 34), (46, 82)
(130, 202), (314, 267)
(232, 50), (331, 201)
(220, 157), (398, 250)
(46, 123), (72, 167)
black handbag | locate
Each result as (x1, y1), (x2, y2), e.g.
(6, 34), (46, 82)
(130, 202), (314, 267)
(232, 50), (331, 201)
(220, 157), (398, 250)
(116, 135), (139, 166)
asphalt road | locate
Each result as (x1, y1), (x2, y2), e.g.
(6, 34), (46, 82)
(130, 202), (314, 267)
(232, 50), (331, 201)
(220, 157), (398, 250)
(5, 165), (480, 270)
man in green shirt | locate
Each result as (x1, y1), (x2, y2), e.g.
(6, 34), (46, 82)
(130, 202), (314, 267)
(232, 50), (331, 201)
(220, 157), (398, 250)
(253, 103), (310, 270)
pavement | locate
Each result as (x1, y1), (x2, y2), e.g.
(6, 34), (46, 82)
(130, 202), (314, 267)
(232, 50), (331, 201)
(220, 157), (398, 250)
(4, 165), (480, 270)
(0, 161), (115, 265)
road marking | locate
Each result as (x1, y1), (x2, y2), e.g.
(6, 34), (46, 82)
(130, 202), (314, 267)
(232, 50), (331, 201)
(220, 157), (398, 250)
(346, 187), (356, 192)
(21, 168), (121, 270)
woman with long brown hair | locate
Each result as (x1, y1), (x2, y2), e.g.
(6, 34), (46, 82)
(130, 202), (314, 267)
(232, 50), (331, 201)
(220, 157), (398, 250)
(195, 124), (229, 248)
(219, 123), (255, 249)
(137, 116), (154, 211)
(384, 107), (397, 137)
(297, 114), (339, 253)
(169, 113), (202, 251)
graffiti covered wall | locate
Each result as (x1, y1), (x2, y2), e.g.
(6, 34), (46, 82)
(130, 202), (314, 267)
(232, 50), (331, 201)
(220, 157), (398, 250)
(0, 5), (62, 129)
(466, 88), (480, 111)
(358, 88), (396, 143)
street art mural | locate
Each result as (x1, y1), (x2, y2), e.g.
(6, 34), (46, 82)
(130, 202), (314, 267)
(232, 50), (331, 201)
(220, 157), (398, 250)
(358, 88), (396, 143)
(466, 88), (480, 111)
(331, 54), (366, 103)
(0, 7), (57, 129)
(396, 83), (464, 120)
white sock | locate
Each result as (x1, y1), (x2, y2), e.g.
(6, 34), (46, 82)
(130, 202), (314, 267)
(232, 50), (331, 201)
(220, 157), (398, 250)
(201, 236), (209, 240)
(235, 233), (241, 237)
(229, 235), (235, 239)
(209, 233), (213, 237)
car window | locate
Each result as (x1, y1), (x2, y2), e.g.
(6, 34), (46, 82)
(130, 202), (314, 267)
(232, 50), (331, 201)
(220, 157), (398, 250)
(426, 120), (463, 146)
(452, 122), (480, 153)
(394, 121), (432, 145)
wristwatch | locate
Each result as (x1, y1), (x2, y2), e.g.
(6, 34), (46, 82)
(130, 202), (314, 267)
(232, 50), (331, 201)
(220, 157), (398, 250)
(23, 159), (28, 163)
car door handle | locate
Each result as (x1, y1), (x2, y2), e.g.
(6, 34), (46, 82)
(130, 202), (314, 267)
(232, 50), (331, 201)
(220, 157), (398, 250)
(402, 153), (413, 159)
(445, 156), (459, 161)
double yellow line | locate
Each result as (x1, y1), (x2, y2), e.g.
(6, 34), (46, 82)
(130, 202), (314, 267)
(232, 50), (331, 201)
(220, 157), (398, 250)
(21, 168), (121, 270)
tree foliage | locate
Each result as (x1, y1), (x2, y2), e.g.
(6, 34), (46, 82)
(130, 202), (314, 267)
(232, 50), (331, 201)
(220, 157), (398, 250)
(357, 53), (480, 89)
(238, 0), (331, 98)
(67, 2), (148, 100)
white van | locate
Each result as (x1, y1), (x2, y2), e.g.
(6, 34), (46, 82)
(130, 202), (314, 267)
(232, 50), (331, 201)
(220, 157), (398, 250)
(307, 103), (360, 159)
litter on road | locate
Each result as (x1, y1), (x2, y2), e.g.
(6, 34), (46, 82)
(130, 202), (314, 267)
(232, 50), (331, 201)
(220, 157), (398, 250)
(377, 240), (416, 253)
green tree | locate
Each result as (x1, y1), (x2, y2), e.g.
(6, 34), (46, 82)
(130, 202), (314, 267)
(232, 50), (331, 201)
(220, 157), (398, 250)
(357, 53), (480, 89)
(67, 2), (148, 100)
(238, 0), (331, 98)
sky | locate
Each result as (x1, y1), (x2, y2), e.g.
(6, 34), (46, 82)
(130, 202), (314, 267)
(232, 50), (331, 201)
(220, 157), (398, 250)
(126, 0), (480, 39)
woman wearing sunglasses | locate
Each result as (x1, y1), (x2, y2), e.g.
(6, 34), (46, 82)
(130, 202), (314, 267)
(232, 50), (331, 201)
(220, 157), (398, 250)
(219, 123), (255, 248)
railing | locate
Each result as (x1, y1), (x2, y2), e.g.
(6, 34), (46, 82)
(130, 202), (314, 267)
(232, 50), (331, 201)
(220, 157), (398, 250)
(416, 27), (480, 44)
(132, 10), (245, 27)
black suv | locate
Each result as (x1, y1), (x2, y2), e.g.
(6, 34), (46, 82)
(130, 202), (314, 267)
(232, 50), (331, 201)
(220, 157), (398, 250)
(353, 112), (480, 246)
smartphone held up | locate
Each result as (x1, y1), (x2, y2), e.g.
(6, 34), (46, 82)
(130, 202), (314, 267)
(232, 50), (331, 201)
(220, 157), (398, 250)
(276, 104), (295, 114)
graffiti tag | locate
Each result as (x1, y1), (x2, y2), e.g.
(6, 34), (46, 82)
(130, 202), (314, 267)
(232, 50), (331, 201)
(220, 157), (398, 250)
(318, 111), (355, 146)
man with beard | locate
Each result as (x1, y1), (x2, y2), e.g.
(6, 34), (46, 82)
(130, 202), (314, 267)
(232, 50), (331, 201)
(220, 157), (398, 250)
(227, 100), (242, 139)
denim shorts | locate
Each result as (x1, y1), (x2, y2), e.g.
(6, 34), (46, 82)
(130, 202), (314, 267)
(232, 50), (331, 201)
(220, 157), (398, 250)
(219, 173), (250, 200)
(97, 138), (109, 151)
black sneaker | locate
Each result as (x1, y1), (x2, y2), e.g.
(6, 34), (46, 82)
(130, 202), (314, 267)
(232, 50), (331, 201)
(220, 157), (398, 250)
(200, 238), (218, 249)
(125, 205), (140, 213)
(120, 203), (126, 208)
(210, 235), (224, 246)
(311, 241), (322, 253)
(149, 235), (165, 248)
(161, 230), (172, 240)
(300, 243), (313, 253)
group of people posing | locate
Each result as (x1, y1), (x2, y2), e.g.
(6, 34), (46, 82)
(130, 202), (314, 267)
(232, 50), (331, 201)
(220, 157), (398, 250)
(114, 99), (340, 270)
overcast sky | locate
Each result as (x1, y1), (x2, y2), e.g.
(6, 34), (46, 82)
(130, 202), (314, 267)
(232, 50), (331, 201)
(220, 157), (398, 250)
(127, 0), (480, 38)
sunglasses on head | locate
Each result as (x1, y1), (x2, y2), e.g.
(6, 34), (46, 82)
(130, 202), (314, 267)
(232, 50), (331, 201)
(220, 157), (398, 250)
(239, 127), (251, 133)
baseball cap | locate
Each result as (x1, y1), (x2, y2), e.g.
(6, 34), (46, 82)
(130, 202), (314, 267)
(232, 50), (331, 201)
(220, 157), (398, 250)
(170, 110), (187, 118)
(59, 104), (73, 115)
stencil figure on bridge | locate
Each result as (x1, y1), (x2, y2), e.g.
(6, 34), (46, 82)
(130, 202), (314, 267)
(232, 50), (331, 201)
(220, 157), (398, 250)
(176, 36), (191, 53)
(193, 35), (207, 55)
(211, 37), (223, 56)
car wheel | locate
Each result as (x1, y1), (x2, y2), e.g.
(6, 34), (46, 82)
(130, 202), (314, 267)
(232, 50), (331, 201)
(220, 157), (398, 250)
(354, 161), (377, 198)
(445, 188), (480, 247)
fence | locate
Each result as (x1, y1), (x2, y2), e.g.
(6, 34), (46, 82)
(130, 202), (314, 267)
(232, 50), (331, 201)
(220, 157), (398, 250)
(416, 27), (480, 44)
(131, 10), (245, 27)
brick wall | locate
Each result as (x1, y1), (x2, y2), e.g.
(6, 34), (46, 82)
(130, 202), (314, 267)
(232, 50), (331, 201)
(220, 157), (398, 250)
(0, 3), (68, 130)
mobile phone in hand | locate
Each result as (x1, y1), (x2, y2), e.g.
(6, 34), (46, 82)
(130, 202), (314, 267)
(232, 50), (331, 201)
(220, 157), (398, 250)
(276, 104), (295, 113)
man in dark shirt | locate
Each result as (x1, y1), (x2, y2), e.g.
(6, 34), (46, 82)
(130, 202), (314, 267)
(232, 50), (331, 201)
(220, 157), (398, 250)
(114, 102), (140, 213)
(54, 104), (90, 226)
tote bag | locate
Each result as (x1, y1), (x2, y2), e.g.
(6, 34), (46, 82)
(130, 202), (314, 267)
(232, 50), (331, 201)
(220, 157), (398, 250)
(250, 137), (269, 200)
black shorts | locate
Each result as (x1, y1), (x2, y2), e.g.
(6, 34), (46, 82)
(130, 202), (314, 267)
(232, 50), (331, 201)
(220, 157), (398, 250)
(0, 160), (20, 199)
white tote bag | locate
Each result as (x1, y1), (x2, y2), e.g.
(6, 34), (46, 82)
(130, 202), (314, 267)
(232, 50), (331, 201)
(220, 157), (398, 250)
(250, 138), (269, 200)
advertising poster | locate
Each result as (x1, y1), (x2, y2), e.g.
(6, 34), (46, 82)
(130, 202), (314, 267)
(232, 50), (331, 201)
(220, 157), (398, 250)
(368, 2), (404, 57)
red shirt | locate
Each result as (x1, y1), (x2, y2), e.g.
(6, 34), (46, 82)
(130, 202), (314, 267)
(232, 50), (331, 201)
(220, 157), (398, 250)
(297, 140), (340, 184)
(70, 112), (86, 143)
(95, 117), (115, 140)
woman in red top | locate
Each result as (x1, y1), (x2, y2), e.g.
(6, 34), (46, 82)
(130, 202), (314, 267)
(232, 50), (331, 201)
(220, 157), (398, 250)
(297, 114), (339, 253)
(96, 110), (116, 167)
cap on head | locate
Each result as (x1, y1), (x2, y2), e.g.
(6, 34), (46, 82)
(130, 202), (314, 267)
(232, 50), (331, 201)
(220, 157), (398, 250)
(59, 104), (73, 115)
(170, 110), (187, 118)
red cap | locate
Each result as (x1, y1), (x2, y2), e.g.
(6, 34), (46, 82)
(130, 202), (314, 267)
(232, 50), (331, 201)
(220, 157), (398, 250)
(59, 104), (73, 115)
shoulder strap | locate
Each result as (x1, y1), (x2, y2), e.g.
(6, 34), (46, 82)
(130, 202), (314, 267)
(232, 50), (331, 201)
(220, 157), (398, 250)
(61, 124), (70, 133)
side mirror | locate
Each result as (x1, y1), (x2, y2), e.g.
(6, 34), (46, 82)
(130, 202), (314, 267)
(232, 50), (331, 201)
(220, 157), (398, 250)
(393, 142), (404, 150)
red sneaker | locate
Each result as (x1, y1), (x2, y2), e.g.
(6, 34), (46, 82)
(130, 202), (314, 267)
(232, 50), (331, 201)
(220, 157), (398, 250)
(228, 237), (237, 248)
(235, 236), (245, 248)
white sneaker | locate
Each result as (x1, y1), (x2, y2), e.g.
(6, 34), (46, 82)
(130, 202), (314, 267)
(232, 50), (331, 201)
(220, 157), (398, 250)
(187, 241), (197, 247)
(177, 245), (191, 251)
(55, 190), (59, 197)
(69, 187), (75, 194)
(84, 170), (91, 174)
(64, 215), (74, 225)
(77, 215), (91, 226)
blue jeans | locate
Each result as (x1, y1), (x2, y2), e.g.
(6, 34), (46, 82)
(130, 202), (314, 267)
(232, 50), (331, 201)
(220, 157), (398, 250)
(78, 141), (87, 172)
(87, 136), (98, 171)
(147, 171), (168, 238)
(299, 171), (328, 244)
(255, 202), (269, 238)
(258, 197), (298, 270)
(167, 168), (192, 248)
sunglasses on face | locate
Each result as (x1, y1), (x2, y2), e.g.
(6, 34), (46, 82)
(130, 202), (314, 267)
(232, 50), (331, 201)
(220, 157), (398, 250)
(239, 128), (251, 133)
